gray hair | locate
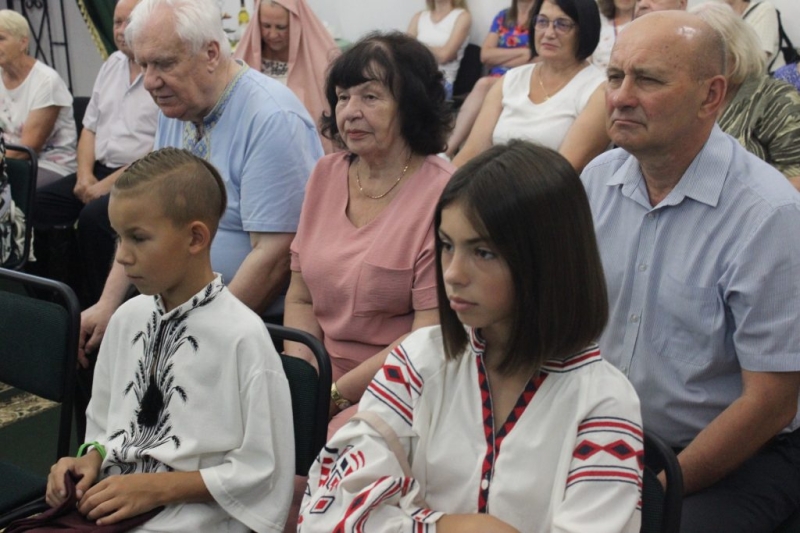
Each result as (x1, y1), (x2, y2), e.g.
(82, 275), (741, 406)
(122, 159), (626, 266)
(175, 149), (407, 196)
(690, 2), (765, 85)
(0, 9), (29, 41)
(125, 0), (231, 57)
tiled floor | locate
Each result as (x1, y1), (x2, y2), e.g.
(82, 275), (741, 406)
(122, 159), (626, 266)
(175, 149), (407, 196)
(0, 382), (56, 430)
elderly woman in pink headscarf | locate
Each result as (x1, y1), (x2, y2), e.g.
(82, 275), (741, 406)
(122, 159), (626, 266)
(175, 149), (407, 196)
(235, 0), (339, 153)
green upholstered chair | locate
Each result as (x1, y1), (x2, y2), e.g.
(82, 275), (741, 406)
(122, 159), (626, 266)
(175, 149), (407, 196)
(265, 324), (332, 477)
(641, 430), (683, 533)
(0, 268), (79, 527)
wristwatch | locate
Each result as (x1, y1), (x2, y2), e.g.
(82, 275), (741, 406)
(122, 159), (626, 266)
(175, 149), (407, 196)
(331, 381), (353, 411)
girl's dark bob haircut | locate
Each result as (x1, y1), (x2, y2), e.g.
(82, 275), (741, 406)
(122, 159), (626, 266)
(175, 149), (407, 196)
(528, 0), (602, 62)
(434, 140), (608, 375)
(320, 31), (451, 155)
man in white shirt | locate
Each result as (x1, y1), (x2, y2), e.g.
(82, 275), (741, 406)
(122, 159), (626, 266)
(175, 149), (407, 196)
(35, 0), (158, 307)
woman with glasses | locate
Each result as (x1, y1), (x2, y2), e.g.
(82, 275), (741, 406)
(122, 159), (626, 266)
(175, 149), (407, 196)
(444, 0), (533, 160)
(452, 0), (608, 172)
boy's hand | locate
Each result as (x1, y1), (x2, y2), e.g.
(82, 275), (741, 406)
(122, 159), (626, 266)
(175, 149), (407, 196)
(78, 473), (163, 525)
(77, 471), (210, 525)
(45, 452), (103, 508)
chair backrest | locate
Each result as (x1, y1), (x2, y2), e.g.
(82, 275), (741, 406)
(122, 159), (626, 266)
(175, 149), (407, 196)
(0, 268), (79, 460)
(641, 430), (683, 533)
(265, 324), (332, 477)
(3, 144), (37, 270)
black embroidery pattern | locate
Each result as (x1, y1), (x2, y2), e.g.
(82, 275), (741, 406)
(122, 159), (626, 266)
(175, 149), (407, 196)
(105, 282), (221, 475)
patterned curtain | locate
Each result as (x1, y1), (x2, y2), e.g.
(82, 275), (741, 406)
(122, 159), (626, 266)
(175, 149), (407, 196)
(75, 0), (116, 59)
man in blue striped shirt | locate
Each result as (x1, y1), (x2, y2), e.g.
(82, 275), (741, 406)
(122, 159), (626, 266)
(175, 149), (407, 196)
(582, 10), (800, 532)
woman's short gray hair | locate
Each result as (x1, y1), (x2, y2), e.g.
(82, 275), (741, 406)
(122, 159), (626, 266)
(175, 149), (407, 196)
(0, 9), (30, 41)
(690, 2), (765, 85)
(125, 0), (231, 57)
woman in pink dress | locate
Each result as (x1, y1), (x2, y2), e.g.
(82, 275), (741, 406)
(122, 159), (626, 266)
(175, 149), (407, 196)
(285, 32), (455, 435)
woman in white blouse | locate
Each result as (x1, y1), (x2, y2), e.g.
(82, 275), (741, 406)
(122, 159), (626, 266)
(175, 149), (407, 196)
(724, 0), (784, 73)
(0, 9), (76, 188)
(452, 0), (608, 172)
(408, 0), (472, 98)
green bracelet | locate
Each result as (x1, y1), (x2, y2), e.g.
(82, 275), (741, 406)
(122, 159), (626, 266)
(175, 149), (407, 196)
(77, 441), (107, 461)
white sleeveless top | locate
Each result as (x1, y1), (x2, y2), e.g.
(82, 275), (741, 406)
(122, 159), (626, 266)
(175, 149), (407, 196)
(417, 8), (468, 86)
(492, 63), (604, 151)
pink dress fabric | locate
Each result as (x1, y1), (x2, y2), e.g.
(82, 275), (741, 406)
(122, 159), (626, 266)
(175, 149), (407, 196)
(290, 152), (454, 381)
(235, 0), (339, 153)
(285, 152), (453, 533)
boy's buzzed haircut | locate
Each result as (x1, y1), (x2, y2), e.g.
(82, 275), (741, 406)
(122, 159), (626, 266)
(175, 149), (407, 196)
(114, 148), (227, 235)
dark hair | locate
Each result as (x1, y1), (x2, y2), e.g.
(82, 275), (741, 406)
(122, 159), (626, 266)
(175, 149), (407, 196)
(435, 141), (608, 375)
(320, 31), (451, 155)
(596, 0), (615, 19)
(504, 0), (525, 28)
(114, 147), (227, 236)
(529, 0), (601, 61)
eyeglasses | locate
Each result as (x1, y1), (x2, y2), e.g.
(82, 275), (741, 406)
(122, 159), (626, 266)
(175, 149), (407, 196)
(533, 16), (576, 34)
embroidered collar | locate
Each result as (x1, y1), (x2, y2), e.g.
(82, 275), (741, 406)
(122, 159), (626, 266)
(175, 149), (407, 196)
(153, 275), (225, 321)
(468, 326), (602, 373)
(467, 327), (486, 355)
(182, 62), (248, 160)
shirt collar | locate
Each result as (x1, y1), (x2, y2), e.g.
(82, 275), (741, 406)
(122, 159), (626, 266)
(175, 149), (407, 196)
(182, 62), (248, 158)
(154, 274), (225, 320)
(607, 125), (733, 210)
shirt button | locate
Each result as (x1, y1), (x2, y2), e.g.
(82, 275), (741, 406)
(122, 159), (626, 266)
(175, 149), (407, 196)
(481, 478), (489, 490)
(638, 264), (647, 271)
(647, 213), (655, 219)
(630, 314), (639, 323)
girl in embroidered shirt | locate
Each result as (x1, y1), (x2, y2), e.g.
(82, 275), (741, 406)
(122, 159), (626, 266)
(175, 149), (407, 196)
(299, 140), (643, 533)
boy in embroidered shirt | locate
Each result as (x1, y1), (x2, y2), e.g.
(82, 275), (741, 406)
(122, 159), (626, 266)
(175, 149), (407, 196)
(45, 148), (295, 533)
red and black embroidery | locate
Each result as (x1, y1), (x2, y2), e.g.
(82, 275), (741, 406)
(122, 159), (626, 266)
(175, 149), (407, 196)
(472, 328), (548, 513)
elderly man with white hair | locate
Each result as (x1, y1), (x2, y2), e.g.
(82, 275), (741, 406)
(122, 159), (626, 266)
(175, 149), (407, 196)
(79, 0), (323, 362)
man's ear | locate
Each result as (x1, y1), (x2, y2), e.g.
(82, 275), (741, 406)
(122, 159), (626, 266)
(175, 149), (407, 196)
(205, 39), (221, 73)
(188, 221), (212, 254)
(699, 74), (727, 120)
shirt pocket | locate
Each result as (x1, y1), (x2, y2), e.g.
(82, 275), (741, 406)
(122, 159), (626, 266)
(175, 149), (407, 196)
(650, 274), (724, 367)
(352, 262), (413, 317)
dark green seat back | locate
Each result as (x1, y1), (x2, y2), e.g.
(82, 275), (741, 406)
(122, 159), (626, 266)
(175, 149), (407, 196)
(266, 324), (332, 477)
(0, 292), (70, 401)
(0, 268), (79, 526)
(280, 354), (323, 476)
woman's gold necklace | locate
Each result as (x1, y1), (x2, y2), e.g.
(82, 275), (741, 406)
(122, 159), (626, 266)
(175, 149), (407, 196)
(356, 157), (411, 200)
(537, 65), (580, 100)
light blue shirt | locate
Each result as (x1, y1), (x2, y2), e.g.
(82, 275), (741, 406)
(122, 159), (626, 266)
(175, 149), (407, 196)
(155, 67), (323, 306)
(581, 125), (800, 447)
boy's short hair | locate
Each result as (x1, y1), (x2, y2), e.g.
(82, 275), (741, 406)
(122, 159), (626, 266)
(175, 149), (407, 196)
(113, 148), (227, 235)
(434, 141), (608, 376)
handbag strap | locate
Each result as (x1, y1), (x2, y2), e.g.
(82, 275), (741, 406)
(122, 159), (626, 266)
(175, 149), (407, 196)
(351, 411), (414, 478)
(350, 411), (428, 508)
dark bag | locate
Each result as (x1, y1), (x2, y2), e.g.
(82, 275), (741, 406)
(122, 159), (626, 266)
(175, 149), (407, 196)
(776, 10), (800, 66)
(4, 473), (162, 533)
(743, 4), (800, 69)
